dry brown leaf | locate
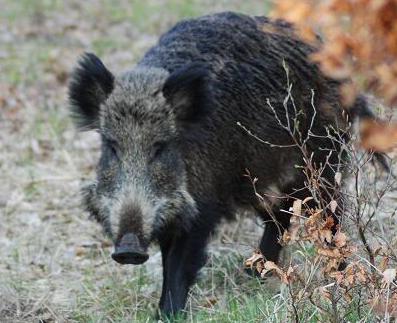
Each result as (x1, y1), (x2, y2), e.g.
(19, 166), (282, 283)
(75, 247), (87, 257)
(292, 199), (302, 217)
(319, 229), (333, 244)
(316, 285), (333, 302)
(244, 250), (264, 268)
(283, 214), (301, 244)
(339, 82), (359, 107)
(382, 268), (396, 286)
(263, 261), (290, 284)
(203, 297), (218, 308)
(329, 270), (344, 284)
(324, 258), (341, 273)
(318, 248), (341, 258)
(356, 265), (368, 283)
(272, 0), (397, 122)
(329, 200), (338, 213)
(306, 209), (323, 226)
(323, 216), (335, 231)
(334, 172), (342, 186)
(333, 231), (347, 248)
(379, 256), (390, 272)
(360, 119), (397, 152)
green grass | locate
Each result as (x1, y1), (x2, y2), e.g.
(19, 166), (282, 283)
(70, 249), (368, 322)
(100, 0), (273, 34)
(92, 38), (124, 57)
(72, 269), (156, 322)
(0, 0), (64, 21)
(1, 42), (57, 85)
(70, 251), (282, 322)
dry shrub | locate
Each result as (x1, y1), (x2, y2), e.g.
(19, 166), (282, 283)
(272, 0), (397, 153)
(243, 65), (397, 321)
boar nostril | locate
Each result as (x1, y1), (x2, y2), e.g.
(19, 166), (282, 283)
(111, 249), (149, 265)
(112, 233), (149, 265)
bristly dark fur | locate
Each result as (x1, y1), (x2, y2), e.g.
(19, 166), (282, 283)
(68, 52), (114, 130)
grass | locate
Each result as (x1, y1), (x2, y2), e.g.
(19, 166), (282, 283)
(70, 249), (285, 322)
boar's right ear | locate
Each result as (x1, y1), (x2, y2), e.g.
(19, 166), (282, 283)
(68, 53), (114, 131)
(162, 63), (210, 123)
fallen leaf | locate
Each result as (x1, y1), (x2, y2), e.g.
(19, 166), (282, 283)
(244, 250), (264, 268)
(318, 248), (341, 258)
(320, 229), (333, 243)
(360, 119), (397, 152)
(382, 268), (396, 286)
(329, 200), (338, 213)
(292, 199), (302, 217)
(334, 172), (342, 186)
(262, 261), (289, 283)
(203, 297), (218, 308)
(333, 231), (347, 248)
(323, 216), (335, 230)
(379, 257), (390, 272)
(75, 247), (87, 257)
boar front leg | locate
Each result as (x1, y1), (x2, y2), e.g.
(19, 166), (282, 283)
(158, 224), (212, 317)
(259, 211), (291, 262)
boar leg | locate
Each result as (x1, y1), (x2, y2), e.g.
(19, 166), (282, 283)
(158, 225), (212, 316)
(258, 180), (343, 264)
(259, 211), (291, 263)
(255, 183), (306, 263)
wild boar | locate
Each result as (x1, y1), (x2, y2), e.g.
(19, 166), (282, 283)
(69, 12), (372, 316)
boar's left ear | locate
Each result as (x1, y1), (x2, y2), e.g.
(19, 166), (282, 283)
(162, 63), (210, 123)
(68, 53), (114, 131)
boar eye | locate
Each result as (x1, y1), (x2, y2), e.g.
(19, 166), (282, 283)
(151, 141), (167, 161)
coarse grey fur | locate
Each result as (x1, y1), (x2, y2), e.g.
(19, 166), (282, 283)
(69, 12), (372, 317)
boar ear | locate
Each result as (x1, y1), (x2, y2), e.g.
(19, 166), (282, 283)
(162, 63), (210, 123)
(68, 53), (114, 131)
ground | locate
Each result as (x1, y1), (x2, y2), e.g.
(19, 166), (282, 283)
(1, 1), (396, 323)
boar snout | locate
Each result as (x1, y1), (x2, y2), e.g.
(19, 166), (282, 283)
(112, 233), (149, 265)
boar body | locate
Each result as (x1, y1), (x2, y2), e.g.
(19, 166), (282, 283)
(70, 12), (361, 316)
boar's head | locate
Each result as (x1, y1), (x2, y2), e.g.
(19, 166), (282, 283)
(68, 53), (210, 264)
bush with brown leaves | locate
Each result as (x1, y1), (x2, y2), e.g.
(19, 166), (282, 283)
(272, 0), (397, 153)
(243, 67), (397, 321)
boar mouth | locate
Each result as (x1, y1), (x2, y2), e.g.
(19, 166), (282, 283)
(112, 233), (149, 265)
